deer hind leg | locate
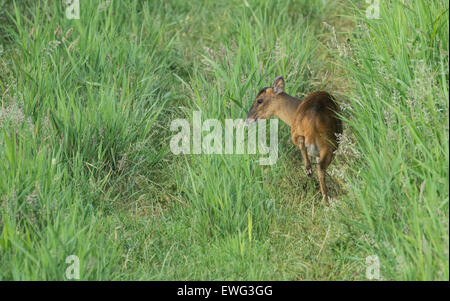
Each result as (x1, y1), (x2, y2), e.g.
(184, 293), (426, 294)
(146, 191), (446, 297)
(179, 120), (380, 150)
(317, 148), (333, 205)
(298, 136), (312, 177)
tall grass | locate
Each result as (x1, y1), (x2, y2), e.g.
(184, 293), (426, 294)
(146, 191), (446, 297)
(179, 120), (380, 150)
(0, 0), (176, 279)
(341, 0), (449, 280)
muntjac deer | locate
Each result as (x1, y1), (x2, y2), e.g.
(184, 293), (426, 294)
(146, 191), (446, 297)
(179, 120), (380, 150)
(245, 76), (342, 205)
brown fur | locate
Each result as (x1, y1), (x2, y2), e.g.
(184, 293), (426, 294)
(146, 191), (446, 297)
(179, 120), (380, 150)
(246, 76), (342, 204)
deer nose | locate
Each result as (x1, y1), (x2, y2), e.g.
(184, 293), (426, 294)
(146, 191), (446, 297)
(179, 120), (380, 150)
(245, 117), (257, 124)
(245, 108), (257, 124)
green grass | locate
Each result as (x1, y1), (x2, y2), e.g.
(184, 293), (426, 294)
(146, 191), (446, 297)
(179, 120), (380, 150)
(339, 0), (449, 280)
(0, 0), (447, 280)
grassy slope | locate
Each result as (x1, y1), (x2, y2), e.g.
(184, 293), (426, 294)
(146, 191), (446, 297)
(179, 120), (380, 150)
(341, 0), (449, 280)
(0, 0), (447, 280)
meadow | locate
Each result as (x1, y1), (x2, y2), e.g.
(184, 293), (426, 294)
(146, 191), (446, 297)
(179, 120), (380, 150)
(0, 0), (448, 280)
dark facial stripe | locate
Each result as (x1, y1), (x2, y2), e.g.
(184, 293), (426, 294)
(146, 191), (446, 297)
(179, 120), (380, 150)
(257, 87), (270, 97)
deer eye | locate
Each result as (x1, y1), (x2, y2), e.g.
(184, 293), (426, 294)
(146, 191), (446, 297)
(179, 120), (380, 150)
(257, 99), (263, 104)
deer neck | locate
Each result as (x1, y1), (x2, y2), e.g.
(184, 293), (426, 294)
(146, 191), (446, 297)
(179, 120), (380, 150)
(274, 93), (303, 128)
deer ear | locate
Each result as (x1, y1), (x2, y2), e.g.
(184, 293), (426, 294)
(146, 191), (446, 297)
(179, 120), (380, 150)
(273, 76), (284, 94)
